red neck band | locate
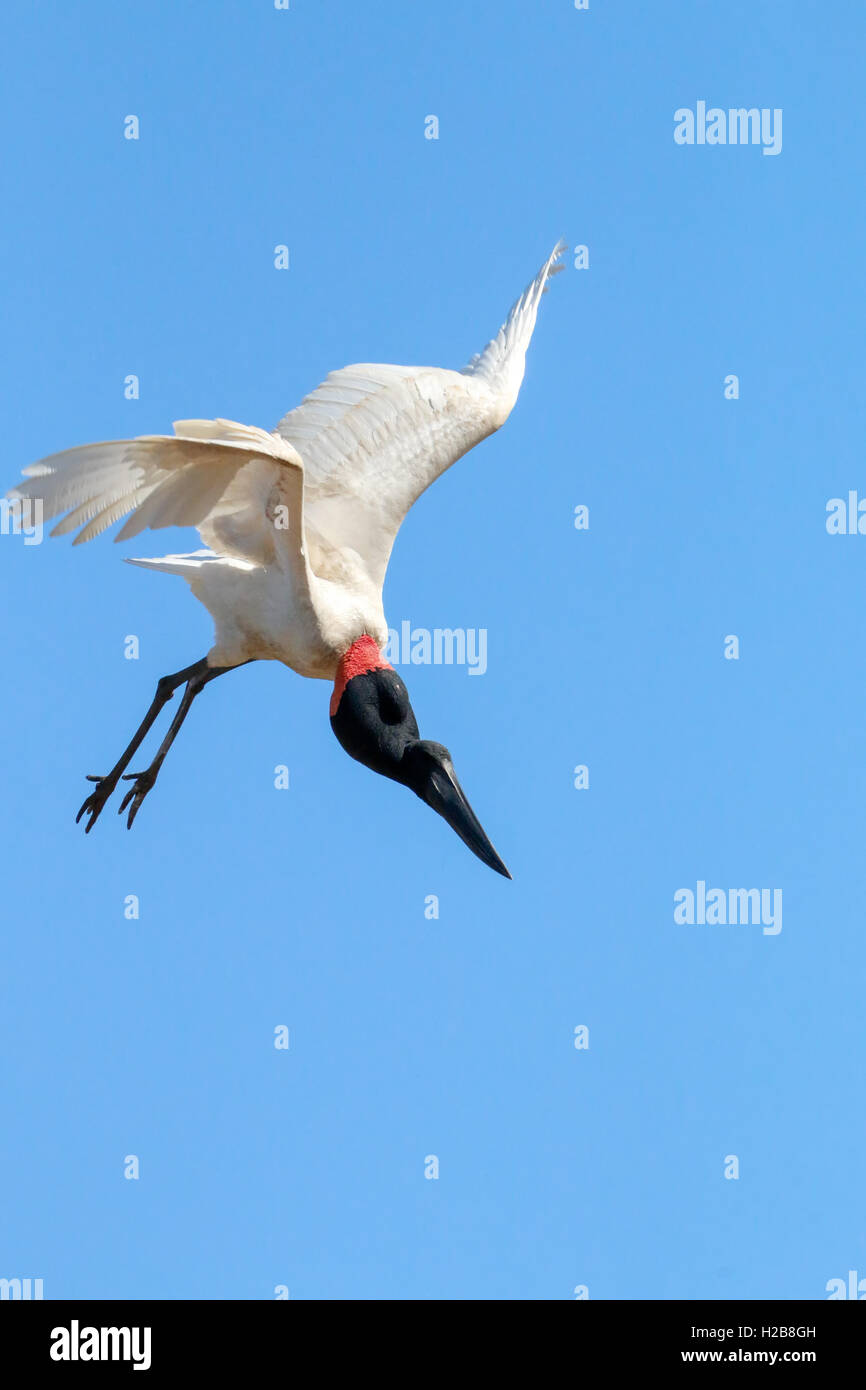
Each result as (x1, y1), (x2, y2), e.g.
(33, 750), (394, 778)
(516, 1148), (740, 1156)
(330, 635), (392, 716)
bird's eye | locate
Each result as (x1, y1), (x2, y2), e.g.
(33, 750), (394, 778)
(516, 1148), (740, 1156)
(377, 673), (409, 725)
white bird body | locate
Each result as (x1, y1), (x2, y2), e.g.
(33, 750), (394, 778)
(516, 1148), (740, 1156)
(128, 549), (373, 679)
(11, 245), (564, 681)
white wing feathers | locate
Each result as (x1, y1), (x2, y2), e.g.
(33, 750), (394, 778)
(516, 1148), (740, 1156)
(277, 241), (565, 585)
(276, 364), (497, 588)
(7, 242), (563, 590)
(8, 421), (302, 549)
(462, 240), (566, 392)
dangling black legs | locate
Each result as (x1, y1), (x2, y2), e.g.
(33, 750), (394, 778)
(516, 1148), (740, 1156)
(76, 659), (249, 832)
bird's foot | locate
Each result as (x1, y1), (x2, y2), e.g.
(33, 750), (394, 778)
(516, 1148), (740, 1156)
(76, 774), (120, 833)
(117, 769), (157, 829)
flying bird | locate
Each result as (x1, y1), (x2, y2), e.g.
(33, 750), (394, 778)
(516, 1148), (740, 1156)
(8, 242), (564, 876)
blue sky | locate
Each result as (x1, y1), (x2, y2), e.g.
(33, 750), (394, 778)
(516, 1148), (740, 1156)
(2, 0), (864, 1300)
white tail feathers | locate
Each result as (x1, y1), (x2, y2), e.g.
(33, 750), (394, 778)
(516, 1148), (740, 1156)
(124, 550), (257, 577)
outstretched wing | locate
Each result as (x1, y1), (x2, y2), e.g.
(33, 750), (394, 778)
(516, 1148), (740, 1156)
(7, 243), (562, 589)
(275, 241), (565, 590)
(7, 419), (305, 568)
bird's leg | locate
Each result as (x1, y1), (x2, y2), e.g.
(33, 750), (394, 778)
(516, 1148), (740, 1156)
(116, 662), (240, 829)
(77, 658), (220, 833)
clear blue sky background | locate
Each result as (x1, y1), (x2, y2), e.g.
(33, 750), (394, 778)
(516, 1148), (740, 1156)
(2, 0), (864, 1301)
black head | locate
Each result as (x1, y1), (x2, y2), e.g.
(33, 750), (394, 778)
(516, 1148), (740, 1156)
(330, 638), (511, 878)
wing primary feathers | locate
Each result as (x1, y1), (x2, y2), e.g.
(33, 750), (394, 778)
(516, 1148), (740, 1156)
(461, 239), (566, 385)
(6, 424), (303, 550)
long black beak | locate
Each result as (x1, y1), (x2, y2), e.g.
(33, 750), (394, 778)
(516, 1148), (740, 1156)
(420, 755), (512, 879)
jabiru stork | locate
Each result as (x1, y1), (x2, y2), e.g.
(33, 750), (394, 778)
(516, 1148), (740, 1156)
(7, 242), (564, 876)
